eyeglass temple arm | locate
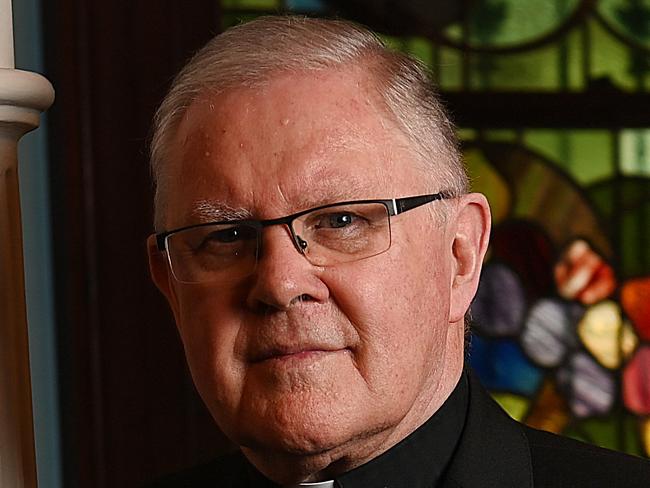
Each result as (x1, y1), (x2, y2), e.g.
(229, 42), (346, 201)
(393, 192), (446, 215)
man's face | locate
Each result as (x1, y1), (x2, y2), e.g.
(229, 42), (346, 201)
(152, 68), (468, 466)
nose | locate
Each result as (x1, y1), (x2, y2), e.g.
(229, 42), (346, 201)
(245, 225), (329, 311)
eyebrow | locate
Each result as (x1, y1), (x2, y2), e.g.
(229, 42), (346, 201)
(189, 200), (252, 222)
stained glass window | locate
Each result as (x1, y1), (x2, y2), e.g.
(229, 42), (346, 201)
(217, 0), (650, 458)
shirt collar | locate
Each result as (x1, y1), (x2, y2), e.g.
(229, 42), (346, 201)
(335, 371), (469, 488)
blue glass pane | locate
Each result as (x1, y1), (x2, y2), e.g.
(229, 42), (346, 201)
(286, 0), (326, 12)
(469, 335), (543, 396)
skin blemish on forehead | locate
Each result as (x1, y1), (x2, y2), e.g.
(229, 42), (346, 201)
(281, 118), (290, 126)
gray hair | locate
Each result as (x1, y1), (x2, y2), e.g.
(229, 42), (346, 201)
(150, 15), (468, 230)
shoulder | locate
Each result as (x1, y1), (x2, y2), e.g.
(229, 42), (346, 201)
(523, 425), (650, 487)
(145, 450), (248, 488)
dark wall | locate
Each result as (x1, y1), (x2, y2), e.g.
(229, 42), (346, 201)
(43, 2), (231, 486)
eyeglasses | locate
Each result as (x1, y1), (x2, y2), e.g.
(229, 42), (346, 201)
(155, 192), (449, 284)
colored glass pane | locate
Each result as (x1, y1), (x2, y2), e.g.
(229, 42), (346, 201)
(621, 277), (650, 340)
(563, 412), (645, 455)
(436, 45), (463, 89)
(586, 177), (650, 279)
(463, 146), (511, 223)
(442, 0), (580, 49)
(523, 130), (615, 185)
(490, 220), (556, 301)
(554, 239), (617, 305)
(481, 143), (611, 257)
(467, 44), (565, 91)
(492, 392), (530, 421)
(472, 263), (526, 337)
(222, 0), (279, 8)
(286, 0), (326, 11)
(643, 417), (650, 456)
(521, 298), (581, 368)
(557, 351), (616, 418)
(620, 130), (650, 177)
(526, 380), (570, 434)
(598, 0), (650, 49)
(469, 336), (543, 396)
(623, 346), (650, 415)
(402, 37), (434, 68)
(622, 210), (650, 278)
(577, 301), (638, 369)
(590, 16), (648, 91)
(222, 12), (263, 30)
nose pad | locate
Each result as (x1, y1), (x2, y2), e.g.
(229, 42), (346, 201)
(295, 234), (308, 253)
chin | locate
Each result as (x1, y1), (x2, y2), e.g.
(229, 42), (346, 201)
(233, 391), (373, 456)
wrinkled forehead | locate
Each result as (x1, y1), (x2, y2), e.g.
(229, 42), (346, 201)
(163, 70), (428, 225)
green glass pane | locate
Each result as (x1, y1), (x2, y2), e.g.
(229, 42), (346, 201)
(620, 130), (650, 177)
(563, 412), (645, 456)
(437, 46), (463, 90)
(443, 0), (580, 49)
(492, 392), (530, 421)
(222, 12), (264, 30)
(458, 128), (478, 141)
(468, 43), (564, 91)
(481, 129), (519, 142)
(622, 209), (650, 277)
(404, 37), (434, 68)
(379, 35), (406, 52)
(590, 17), (648, 91)
(598, 0), (650, 49)
(463, 146), (512, 223)
(523, 130), (614, 185)
(222, 0), (279, 8)
(564, 23), (586, 91)
(587, 177), (650, 278)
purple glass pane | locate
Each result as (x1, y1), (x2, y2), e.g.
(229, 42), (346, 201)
(558, 352), (616, 418)
(471, 263), (526, 337)
(521, 298), (582, 368)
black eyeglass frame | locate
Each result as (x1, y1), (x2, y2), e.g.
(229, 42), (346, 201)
(155, 192), (450, 255)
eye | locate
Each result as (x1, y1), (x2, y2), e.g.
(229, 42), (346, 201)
(316, 212), (359, 229)
(200, 225), (257, 247)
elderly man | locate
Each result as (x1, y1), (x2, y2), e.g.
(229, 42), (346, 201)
(147, 16), (650, 487)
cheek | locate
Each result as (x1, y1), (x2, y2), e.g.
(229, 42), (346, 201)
(323, 250), (451, 396)
(174, 286), (247, 408)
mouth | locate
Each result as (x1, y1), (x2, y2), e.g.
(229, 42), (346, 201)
(252, 346), (347, 364)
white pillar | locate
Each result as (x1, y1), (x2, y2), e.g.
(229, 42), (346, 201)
(0, 1), (54, 486)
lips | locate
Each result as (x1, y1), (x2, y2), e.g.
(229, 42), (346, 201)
(251, 343), (346, 363)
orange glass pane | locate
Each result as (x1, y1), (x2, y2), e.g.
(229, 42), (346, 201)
(621, 277), (650, 340)
(526, 380), (570, 434)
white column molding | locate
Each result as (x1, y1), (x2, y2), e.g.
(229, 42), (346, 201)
(0, 13), (55, 487)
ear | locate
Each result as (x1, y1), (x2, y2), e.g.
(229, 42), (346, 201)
(147, 234), (181, 322)
(448, 193), (491, 323)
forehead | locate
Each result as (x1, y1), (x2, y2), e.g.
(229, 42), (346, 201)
(165, 68), (426, 226)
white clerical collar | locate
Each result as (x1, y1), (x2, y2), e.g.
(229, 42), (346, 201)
(286, 481), (335, 488)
